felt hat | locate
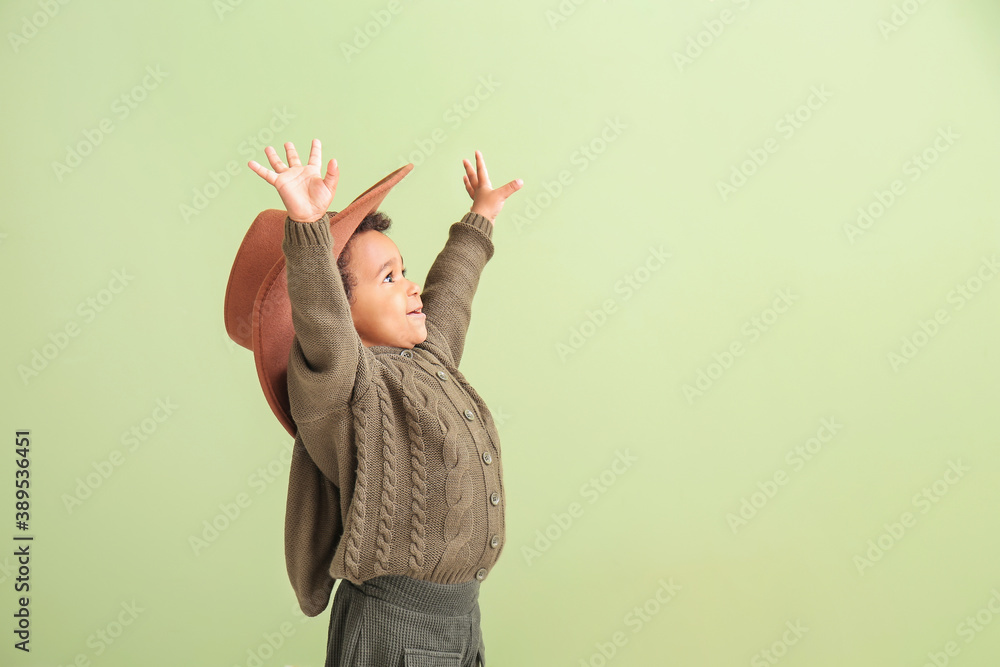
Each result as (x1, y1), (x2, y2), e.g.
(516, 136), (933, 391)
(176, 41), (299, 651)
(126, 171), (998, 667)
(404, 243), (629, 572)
(224, 163), (414, 436)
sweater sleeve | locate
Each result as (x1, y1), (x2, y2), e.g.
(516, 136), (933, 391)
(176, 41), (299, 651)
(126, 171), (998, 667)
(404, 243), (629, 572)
(281, 213), (372, 430)
(284, 435), (341, 617)
(419, 211), (495, 367)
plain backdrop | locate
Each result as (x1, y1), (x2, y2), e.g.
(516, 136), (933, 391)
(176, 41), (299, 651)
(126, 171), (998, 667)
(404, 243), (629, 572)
(2, 1), (1000, 665)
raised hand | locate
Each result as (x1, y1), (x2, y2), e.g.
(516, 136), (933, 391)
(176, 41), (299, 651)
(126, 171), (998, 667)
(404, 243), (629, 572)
(462, 150), (523, 223)
(247, 139), (339, 223)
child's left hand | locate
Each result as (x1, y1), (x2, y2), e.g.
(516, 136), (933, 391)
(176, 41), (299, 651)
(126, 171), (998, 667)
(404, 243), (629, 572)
(462, 150), (523, 223)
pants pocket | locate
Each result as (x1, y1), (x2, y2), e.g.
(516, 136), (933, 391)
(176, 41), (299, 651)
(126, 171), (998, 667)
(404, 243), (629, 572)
(402, 646), (463, 667)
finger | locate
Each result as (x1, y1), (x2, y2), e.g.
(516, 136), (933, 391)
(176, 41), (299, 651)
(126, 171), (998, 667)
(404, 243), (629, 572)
(463, 174), (474, 199)
(307, 138), (321, 167)
(264, 145), (287, 172)
(495, 178), (523, 200)
(247, 160), (276, 185)
(475, 150), (491, 188)
(323, 158), (339, 194)
(285, 141), (302, 168)
(463, 158), (478, 189)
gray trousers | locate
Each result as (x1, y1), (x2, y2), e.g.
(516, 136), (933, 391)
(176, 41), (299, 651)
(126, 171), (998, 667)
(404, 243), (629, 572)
(324, 574), (486, 667)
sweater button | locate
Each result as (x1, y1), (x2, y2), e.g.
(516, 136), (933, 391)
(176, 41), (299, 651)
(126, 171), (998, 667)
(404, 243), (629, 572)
(490, 492), (500, 505)
(482, 451), (492, 465)
(437, 370), (447, 381)
(400, 349), (412, 358)
(476, 568), (487, 581)
(464, 409), (475, 421)
(490, 535), (499, 548)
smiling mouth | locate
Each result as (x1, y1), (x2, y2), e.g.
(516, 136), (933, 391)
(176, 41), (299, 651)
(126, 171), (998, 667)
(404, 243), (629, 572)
(407, 308), (424, 316)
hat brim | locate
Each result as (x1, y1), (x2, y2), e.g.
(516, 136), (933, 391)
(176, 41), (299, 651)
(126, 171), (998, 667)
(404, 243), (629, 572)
(253, 257), (296, 436)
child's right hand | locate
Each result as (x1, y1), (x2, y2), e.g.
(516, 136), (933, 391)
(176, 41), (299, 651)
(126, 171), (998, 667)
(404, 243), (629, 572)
(247, 139), (339, 223)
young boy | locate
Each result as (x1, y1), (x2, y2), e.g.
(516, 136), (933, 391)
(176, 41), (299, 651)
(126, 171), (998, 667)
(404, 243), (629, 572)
(247, 139), (522, 666)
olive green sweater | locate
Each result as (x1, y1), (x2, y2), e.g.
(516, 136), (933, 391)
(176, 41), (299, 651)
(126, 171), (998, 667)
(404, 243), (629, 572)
(281, 210), (506, 617)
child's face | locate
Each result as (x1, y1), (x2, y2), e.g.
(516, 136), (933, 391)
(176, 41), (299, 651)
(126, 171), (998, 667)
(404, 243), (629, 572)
(344, 230), (426, 349)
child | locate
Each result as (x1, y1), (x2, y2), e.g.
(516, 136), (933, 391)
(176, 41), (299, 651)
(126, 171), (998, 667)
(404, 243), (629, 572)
(246, 139), (522, 666)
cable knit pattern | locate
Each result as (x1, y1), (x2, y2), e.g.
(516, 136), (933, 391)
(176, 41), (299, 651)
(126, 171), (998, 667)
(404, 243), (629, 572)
(374, 381), (396, 575)
(280, 210), (505, 617)
(398, 364), (430, 576)
(345, 396), (369, 582)
(436, 411), (475, 573)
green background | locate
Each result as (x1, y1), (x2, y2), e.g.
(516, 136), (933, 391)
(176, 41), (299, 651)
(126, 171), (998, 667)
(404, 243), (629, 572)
(3, 0), (1000, 665)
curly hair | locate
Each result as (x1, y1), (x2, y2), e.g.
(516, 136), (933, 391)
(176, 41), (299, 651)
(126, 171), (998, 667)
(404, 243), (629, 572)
(336, 210), (393, 305)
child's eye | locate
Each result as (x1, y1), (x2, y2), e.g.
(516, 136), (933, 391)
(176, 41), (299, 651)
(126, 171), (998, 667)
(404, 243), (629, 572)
(384, 269), (407, 283)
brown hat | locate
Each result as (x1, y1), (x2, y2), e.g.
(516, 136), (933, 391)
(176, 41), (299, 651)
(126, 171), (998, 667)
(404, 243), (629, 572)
(224, 163), (414, 436)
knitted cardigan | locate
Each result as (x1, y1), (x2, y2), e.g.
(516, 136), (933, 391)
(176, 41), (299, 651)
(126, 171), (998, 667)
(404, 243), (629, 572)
(281, 210), (506, 617)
